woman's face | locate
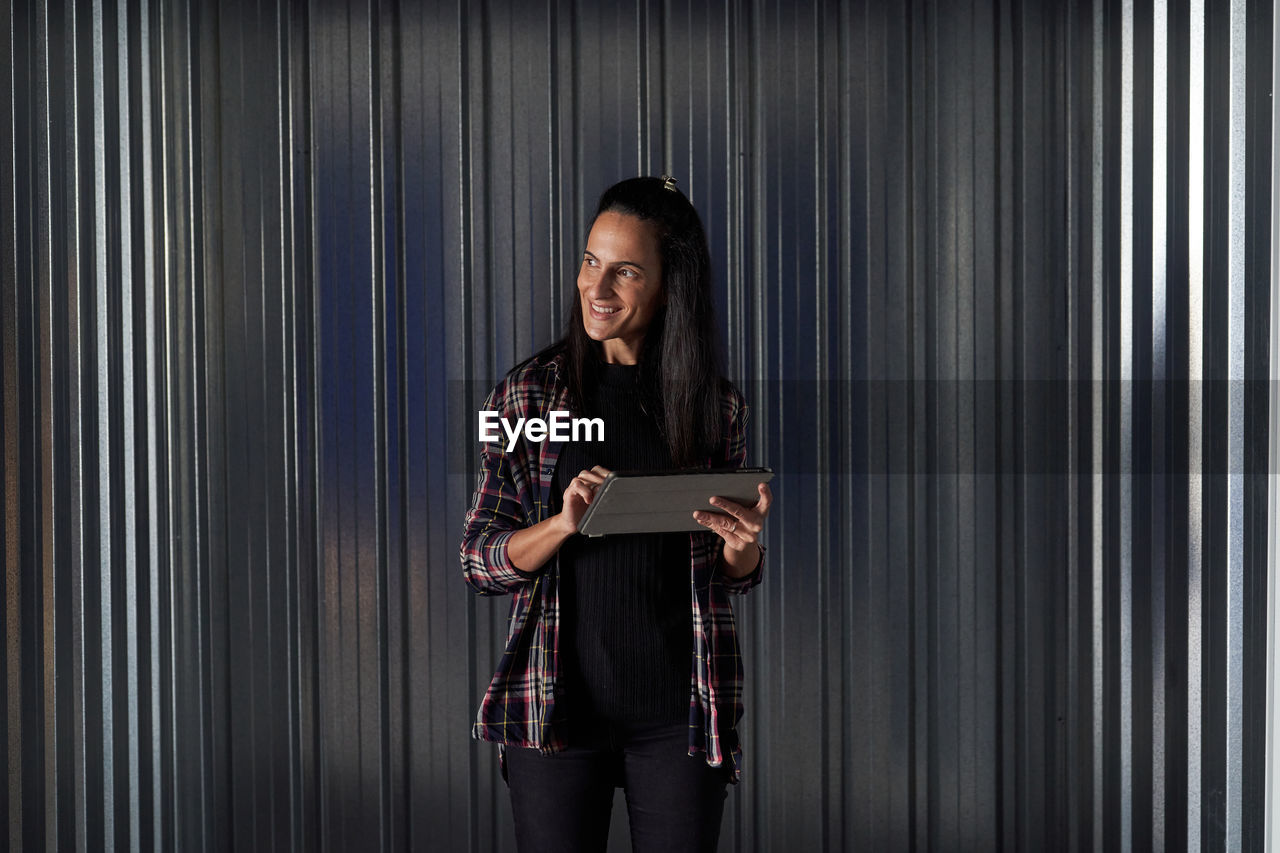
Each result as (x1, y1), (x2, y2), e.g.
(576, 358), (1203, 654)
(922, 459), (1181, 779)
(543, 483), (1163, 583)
(577, 210), (664, 364)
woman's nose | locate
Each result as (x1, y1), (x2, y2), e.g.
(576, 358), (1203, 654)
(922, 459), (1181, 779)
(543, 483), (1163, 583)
(587, 275), (616, 297)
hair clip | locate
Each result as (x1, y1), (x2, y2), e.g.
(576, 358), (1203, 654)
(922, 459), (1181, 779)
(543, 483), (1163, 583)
(660, 174), (678, 192)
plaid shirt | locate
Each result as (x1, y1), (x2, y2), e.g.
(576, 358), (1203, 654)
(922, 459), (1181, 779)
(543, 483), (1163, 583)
(460, 352), (765, 781)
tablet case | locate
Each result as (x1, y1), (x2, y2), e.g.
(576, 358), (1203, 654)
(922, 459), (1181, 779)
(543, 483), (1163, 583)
(576, 468), (774, 537)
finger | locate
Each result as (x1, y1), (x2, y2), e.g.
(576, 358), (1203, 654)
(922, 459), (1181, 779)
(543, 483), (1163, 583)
(589, 465), (612, 478)
(577, 468), (606, 486)
(707, 497), (762, 533)
(693, 510), (728, 532)
(571, 479), (595, 504)
(694, 511), (733, 539)
(693, 511), (753, 544)
(754, 483), (773, 516)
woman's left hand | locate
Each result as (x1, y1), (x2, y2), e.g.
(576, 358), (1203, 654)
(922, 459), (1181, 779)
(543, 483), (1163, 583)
(693, 482), (773, 554)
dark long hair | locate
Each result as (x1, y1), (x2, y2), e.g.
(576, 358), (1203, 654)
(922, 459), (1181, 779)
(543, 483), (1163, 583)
(524, 176), (723, 466)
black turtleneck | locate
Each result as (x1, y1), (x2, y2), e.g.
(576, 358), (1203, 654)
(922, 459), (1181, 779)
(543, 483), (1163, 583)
(550, 361), (691, 724)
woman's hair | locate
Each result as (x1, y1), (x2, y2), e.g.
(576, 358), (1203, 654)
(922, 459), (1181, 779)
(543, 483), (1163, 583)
(525, 176), (723, 467)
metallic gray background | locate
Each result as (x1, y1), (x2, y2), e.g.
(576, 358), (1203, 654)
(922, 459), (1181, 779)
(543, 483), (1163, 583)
(1, 0), (1274, 850)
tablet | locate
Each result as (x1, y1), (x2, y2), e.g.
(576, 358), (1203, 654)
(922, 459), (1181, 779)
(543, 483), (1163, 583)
(576, 467), (774, 537)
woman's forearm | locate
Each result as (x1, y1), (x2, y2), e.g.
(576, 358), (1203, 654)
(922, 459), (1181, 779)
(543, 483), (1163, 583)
(506, 513), (576, 575)
(719, 540), (763, 578)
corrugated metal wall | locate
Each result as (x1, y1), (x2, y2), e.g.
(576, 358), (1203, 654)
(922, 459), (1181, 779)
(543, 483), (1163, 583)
(2, 0), (1275, 851)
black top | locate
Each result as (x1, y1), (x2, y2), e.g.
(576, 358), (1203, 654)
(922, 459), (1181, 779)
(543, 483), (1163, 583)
(550, 361), (692, 724)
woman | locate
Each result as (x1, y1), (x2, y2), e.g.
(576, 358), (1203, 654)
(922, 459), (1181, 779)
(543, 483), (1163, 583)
(460, 175), (773, 852)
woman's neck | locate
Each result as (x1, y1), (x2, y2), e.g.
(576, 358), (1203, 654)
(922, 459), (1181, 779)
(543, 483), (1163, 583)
(600, 337), (643, 364)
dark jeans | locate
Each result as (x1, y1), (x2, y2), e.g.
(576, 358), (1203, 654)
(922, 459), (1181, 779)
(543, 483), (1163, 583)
(504, 718), (730, 853)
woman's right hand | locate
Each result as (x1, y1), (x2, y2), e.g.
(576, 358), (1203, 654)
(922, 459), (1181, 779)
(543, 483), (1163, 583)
(556, 465), (612, 535)
(505, 465), (612, 574)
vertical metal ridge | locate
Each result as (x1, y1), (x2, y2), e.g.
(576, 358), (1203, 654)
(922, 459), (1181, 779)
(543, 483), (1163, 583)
(454, 0), (480, 845)
(277, 6), (300, 848)
(34, 0), (58, 842)
(836, 0), (857, 846)
(1119, 0), (1135, 846)
(635, 0), (646, 171)
(1265, 0), (1280, 841)
(1091, 0), (1106, 846)
(813, 2), (831, 848)
(362, 0), (390, 845)
(90, 0), (115, 842)
(157, 2), (183, 845)
(2, 0), (22, 845)
(1265, 0), (1280, 838)
(65, 0), (90, 845)
(193, 0), (219, 842)
(1150, 0), (1169, 846)
(1187, 0), (1206, 845)
(659, 0), (671, 173)
(300, 0), (321, 843)
(748, 0), (769, 847)
(138, 0), (164, 845)
(115, 0), (143, 848)
(1224, 0), (1246, 846)
(1065, 0), (1082, 847)
(547, 0), (560, 328)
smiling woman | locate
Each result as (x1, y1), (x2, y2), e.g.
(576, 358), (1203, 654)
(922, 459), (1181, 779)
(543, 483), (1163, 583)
(460, 176), (774, 852)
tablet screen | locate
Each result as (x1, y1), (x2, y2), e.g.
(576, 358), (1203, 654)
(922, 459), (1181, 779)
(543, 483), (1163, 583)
(576, 468), (774, 537)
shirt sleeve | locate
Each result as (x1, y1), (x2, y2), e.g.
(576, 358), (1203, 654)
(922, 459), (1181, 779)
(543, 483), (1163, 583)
(459, 382), (536, 595)
(714, 384), (766, 595)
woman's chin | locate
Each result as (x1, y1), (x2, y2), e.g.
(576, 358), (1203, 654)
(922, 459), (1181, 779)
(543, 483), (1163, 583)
(582, 322), (615, 341)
